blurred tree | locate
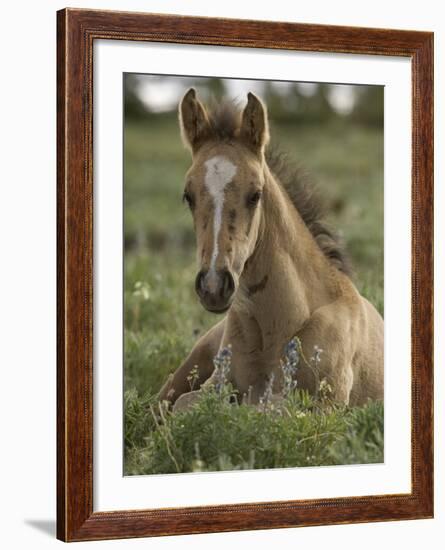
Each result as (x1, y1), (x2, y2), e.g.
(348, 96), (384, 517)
(206, 77), (225, 97)
(263, 82), (335, 124)
(298, 83), (334, 123)
(124, 74), (148, 119)
(351, 86), (384, 127)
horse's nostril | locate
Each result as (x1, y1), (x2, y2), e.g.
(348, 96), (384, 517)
(196, 269), (234, 308)
(221, 270), (235, 299)
(195, 270), (206, 295)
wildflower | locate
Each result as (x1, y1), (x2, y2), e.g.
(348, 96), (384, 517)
(311, 345), (323, 366)
(186, 365), (200, 391)
(132, 280), (150, 300)
(213, 345), (232, 394)
(280, 336), (300, 397)
(319, 378), (333, 401)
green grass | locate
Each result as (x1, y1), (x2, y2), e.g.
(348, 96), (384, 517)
(124, 386), (384, 475)
(123, 112), (384, 475)
(125, 252), (215, 396)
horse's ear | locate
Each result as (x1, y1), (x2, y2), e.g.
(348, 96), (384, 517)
(239, 92), (269, 155)
(179, 88), (211, 153)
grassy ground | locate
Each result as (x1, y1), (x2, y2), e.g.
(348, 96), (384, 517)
(125, 385), (384, 475)
(124, 112), (384, 475)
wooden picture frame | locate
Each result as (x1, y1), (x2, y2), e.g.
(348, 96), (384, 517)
(57, 8), (434, 542)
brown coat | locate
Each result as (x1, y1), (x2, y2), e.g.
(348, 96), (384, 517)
(159, 89), (383, 410)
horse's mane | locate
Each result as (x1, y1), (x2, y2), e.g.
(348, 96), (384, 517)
(207, 100), (352, 277)
(265, 148), (352, 277)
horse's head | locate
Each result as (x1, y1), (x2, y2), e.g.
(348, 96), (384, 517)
(179, 88), (270, 313)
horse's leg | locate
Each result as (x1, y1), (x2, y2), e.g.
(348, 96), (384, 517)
(295, 297), (362, 404)
(158, 318), (225, 406)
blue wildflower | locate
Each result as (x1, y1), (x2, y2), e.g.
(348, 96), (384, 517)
(213, 345), (232, 394)
(281, 336), (300, 397)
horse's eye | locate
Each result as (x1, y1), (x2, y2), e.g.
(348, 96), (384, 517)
(247, 190), (262, 208)
(183, 191), (195, 209)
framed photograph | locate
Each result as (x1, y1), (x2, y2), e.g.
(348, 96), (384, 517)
(57, 8), (433, 542)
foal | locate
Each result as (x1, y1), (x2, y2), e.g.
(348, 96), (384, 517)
(159, 88), (383, 410)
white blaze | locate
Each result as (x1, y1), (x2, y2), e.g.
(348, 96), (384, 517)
(204, 156), (237, 277)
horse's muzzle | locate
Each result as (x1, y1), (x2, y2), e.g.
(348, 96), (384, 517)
(195, 268), (235, 313)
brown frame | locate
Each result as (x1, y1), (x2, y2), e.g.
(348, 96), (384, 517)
(57, 8), (434, 542)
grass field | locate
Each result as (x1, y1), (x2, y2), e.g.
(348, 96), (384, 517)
(123, 112), (384, 475)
